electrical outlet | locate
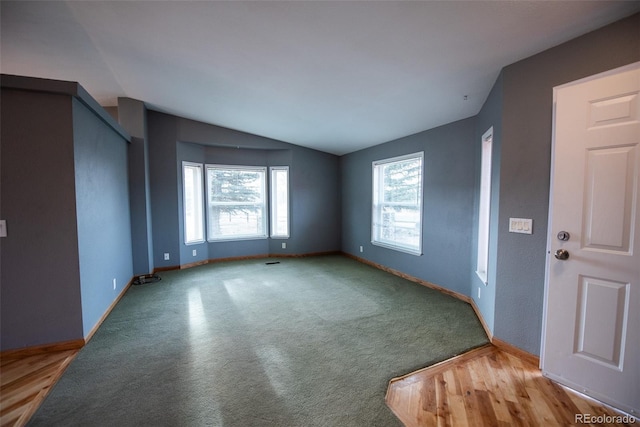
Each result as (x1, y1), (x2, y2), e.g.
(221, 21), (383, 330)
(192, 249), (197, 256)
(359, 246), (363, 253)
(164, 253), (170, 260)
(282, 242), (286, 249)
(0, 220), (6, 238)
(113, 278), (117, 290)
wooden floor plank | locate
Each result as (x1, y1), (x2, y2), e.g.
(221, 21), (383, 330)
(455, 364), (483, 427)
(434, 373), (451, 427)
(446, 394), (469, 427)
(387, 345), (634, 426)
(478, 356), (511, 424)
(0, 350), (77, 427)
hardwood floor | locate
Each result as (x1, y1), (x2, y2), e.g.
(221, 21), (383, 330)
(386, 344), (634, 427)
(0, 350), (77, 427)
(1, 345), (633, 426)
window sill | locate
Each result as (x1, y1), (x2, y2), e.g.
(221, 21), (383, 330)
(372, 240), (422, 256)
(184, 240), (206, 246)
(208, 236), (268, 243)
(476, 270), (488, 286)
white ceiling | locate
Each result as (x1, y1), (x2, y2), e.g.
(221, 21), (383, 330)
(2, 1), (638, 155)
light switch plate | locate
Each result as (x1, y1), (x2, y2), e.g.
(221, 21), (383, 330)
(509, 218), (533, 234)
(0, 220), (6, 237)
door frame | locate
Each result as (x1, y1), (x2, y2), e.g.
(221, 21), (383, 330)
(540, 60), (640, 405)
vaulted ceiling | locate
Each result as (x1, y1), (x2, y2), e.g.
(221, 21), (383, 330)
(2, 1), (638, 154)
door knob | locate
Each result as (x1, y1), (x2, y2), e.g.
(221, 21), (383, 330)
(554, 249), (569, 260)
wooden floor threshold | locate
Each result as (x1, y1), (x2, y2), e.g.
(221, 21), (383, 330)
(386, 344), (634, 427)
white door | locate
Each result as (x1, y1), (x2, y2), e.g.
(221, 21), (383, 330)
(542, 62), (640, 415)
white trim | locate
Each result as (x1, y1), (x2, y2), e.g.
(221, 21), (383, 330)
(475, 270), (488, 285)
(269, 166), (290, 239)
(552, 61), (640, 97)
(182, 161), (205, 245)
(476, 127), (493, 285)
(371, 240), (422, 256)
(371, 151), (424, 256)
(372, 151), (424, 167)
(205, 164), (268, 172)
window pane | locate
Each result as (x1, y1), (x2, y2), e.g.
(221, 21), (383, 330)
(372, 153), (423, 255)
(476, 128), (493, 284)
(183, 163), (204, 244)
(379, 205), (421, 248)
(270, 167), (289, 238)
(207, 166), (267, 240)
(210, 169), (264, 203)
(209, 205), (265, 238)
(382, 159), (421, 203)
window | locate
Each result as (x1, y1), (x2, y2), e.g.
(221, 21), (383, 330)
(476, 127), (493, 284)
(372, 152), (424, 255)
(206, 165), (267, 241)
(270, 167), (289, 238)
(182, 162), (205, 244)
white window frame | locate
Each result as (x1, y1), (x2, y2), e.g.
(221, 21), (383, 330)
(371, 152), (424, 256)
(182, 162), (205, 245)
(476, 127), (493, 284)
(270, 166), (290, 238)
(206, 164), (268, 242)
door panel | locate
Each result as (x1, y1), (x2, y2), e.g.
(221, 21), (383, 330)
(583, 145), (636, 252)
(575, 276), (628, 369)
(589, 93), (638, 128)
(542, 62), (640, 415)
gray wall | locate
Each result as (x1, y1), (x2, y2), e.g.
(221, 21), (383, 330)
(288, 147), (340, 254)
(73, 98), (133, 337)
(0, 81), (133, 351)
(470, 71), (503, 335)
(340, 118), (476, 297)
(148, 111), (341, 268)
(0, 89), (84, 350)
(118, 98), (154, 276)
(493, 13), (640, 354)
(148, 112), (181, 268)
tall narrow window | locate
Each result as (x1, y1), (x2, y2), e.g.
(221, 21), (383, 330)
(372, 152), (424, 255)
(206, 165), (267, 241)
(270, 166), (289, 238)
(182, 162), (204, 244)
(476, 127), (493, 284)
